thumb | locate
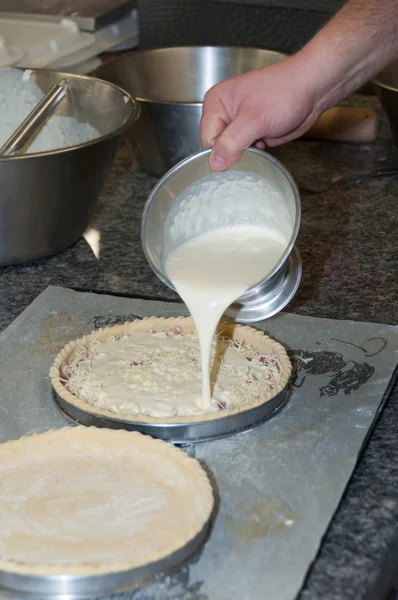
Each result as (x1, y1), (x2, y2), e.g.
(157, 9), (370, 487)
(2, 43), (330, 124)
(209, 110), (263, 171)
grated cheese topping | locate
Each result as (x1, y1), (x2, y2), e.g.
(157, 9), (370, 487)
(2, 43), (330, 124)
(62, 328), (283, 418)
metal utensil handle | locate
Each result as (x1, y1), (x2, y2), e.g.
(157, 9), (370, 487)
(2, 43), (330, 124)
(0, 78), (69, 157)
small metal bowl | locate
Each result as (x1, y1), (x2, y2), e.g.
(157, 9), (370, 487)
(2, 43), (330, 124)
(141, 148), (301, 323)
(0, 69), (140, 266)
(96, 46), (287, 175)
(373, 61), (398, 152)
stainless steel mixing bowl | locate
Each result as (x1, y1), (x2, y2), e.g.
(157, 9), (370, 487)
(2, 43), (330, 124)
(141, 147), (301, 323)
(96, 46), (287, 175)
(0, 69), (140, 266)
(374, 61), (398, 152)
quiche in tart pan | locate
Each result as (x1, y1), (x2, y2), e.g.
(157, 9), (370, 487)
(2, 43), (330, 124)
(50, 316), (291, 424)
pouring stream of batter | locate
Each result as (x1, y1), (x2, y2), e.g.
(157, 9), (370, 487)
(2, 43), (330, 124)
(165, 226), (286, 409)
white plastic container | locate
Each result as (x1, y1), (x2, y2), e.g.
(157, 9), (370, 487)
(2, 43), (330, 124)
(0, 10), (138, 74)
(48, 10), (139, 72)
(0, 17), (96, 68)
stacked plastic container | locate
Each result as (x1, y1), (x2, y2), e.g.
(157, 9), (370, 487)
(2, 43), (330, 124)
(0, 9), (138, 74)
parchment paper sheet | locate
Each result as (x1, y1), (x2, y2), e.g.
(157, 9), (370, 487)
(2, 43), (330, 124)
(0, 286), (396, 600)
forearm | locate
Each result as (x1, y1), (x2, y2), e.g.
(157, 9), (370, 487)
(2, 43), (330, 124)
(201, 0), (398, 167)
(294, 0), (398, 113)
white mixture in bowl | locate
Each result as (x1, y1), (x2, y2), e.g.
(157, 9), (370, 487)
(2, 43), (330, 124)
(0, 68), (100, 153)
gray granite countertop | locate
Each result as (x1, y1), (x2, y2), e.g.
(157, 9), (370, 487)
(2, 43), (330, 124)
(1, 95), (398, 598)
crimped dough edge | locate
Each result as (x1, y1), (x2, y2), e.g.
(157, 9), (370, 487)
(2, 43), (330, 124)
(0, 426), (214, 576)
(50, 316), (292, 424)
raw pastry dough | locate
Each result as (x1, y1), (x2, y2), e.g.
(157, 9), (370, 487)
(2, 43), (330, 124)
(0, 427), (213, 576)
(50, 317), (291, 424)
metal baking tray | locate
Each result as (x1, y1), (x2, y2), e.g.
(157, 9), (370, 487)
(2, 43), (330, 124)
(52, 384), (291, 444)
(0, 522), (210, 600)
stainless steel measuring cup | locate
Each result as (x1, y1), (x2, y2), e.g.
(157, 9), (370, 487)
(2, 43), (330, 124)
(141, 147), (302, 323)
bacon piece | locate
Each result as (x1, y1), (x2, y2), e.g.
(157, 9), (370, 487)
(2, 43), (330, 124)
(228, 339), (240, 349)
(171, 326), (182, 335)
(217, 401), (227, 410)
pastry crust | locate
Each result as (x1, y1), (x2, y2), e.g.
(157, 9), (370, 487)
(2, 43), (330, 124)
(0, 426), (213, 576)
(50, 316), (291, 424)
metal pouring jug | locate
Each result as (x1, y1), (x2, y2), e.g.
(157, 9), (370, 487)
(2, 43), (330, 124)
(141, 148), (301, 323)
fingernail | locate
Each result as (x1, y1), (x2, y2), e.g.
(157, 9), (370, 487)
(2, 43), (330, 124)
(210, 152), (227, 170)
(205, 137), (216, 148)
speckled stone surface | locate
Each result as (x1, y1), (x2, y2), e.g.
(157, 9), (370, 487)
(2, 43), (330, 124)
(0, 94), (397, 598)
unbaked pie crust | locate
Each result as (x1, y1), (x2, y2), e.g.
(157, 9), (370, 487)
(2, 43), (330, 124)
(50, 316), (291, 424)
(0, 426), (213, 576)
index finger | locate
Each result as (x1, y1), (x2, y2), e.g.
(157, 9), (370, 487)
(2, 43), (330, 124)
(200, 93), (230, 149)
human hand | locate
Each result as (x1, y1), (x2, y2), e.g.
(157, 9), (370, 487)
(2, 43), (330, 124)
(200, 55), (321, 171)
(200, 0), (398, 172)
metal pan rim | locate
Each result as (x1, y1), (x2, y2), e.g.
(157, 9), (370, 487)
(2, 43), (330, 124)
(0, 521), (211, 599)
(52, 382), (291, 443)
